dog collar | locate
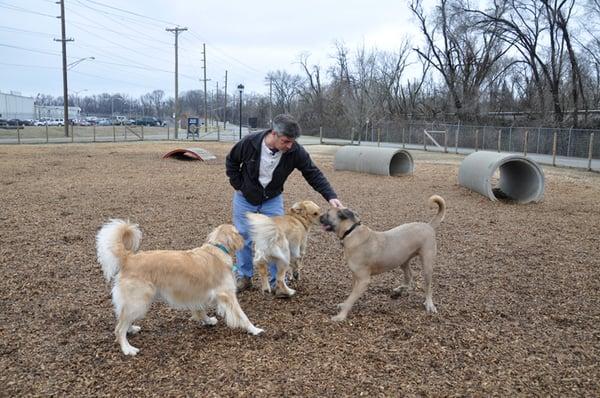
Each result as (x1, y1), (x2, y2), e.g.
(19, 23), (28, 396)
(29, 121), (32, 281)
(211, 243), (230, 255)
(340, 222), (361, 241)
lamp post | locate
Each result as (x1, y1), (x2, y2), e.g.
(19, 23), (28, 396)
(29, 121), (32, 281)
(237, 84), (244, 140)
(67, 56), (95, 70)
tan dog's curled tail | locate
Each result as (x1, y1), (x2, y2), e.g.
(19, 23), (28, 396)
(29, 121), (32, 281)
(96, 219), (142, 282)
(428, 195), (446, 229)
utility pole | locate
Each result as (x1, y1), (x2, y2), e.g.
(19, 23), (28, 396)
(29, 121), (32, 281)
(166, 26), (187, 139)
(54, 0), (73, 138)
(201, 43), (211, 133)
(223, 70), (228, 130)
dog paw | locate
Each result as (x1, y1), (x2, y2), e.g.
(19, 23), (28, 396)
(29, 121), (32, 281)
(249, 327), (264, 336)
(331, 314), (347, 322)
(274, 288), (295, 299)
(292, 270), (299, 280)
(127, 325), (142, 335)
(121, 345), (139, 356)
(202, 317), (218, 326)
(336, 303), (346, 310)
(424, 301), (437, 313)
(391, 287), (410, 299)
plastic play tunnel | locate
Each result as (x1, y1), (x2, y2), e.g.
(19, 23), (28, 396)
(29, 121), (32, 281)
(458, 151), (545, 203)
(334, 146), (414, 176)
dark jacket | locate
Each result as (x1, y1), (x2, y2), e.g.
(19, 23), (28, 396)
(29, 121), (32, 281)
(225, 130), (337, 205)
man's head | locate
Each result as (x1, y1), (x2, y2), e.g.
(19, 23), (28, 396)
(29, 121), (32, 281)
(267, 114), (301, 152)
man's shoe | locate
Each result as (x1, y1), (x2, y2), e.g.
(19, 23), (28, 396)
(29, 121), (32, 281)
(236, 276), (253, 293)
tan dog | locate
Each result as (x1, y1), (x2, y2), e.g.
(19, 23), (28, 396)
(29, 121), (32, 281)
(96, 219), (263, 356)
(320, 195), (446, 321)
(246, 200), (321, 298)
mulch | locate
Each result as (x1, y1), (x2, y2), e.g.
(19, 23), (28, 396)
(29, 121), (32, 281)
(0, 142), (599, 396)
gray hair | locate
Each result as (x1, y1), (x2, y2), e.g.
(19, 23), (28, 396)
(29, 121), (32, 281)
(272, 114), (301, 139)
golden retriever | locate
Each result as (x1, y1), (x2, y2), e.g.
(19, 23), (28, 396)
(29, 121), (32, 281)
(246, 200), (321, 298)
(320, 195), (446, 321)
(96, 219), (263, 356)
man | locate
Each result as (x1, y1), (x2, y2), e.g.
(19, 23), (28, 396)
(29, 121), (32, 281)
(226, 113), (343, 293)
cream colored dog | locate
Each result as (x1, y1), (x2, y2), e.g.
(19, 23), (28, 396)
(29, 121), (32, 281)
(320, 195), (446, 321)
(246, 200), (321, 298)
(96, 219), (263, 356)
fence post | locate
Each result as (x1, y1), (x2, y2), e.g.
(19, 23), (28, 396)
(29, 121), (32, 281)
(497, 129), (502, 152)
(319, 126), (323, 144)
(71, 123), (74, 143)
(125, 126), (127, 141)
(46, 124), (49, 143)
(523, 130), (529, 156)
(443, 130), (448, 153)
(455, 126), (459, 154)
(351, 127), (355, 145)
(536, 127), (541, 154)
(141, 125), (144, 141)
(141, 125), (144, 140)
(552, 131), (557, 166)
(377, 128), (381, 147)
(402, 127), (405, 149)
(588, 132), (594, 171)
(358, 126), (362, 145)
(423, 129), (427, 151)
(17, 126), (21, 144)
(167, 125), (170, 140)
(567, 127), (572, 157)
(113, 125), (116, 142)
(509, 127), (512, 152)
(93, 124), (96, 142)
(475, 129), (479, 152)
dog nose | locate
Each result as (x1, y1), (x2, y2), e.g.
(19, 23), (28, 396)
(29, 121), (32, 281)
(319, 214), (325, 223)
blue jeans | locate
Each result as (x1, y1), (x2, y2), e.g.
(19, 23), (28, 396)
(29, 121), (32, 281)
(232, 191), (283, 285)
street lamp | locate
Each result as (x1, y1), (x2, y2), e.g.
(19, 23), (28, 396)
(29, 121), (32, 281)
(67, 56), (95, 70)
(237, 84), (244, 140)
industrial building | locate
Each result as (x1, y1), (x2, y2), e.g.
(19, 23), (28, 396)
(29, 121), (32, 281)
(0, 91), (34, 120)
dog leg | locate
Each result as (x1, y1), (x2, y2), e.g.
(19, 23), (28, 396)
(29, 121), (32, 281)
(332, 273), (370, 322)
(191, 308), (218, 326)
(256, 259), (271, 294)
(420, 250), (437, 313)
(113, 280), (153, 355)
(127, 325), (142, 334)
(216, 291), (264, 335)
(274, 260), (295, 298)
(391, 262), (413, 299)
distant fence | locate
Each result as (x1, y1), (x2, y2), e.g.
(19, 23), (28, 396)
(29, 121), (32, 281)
(319, 121), (599, 170)
(0, 124), (241, 144)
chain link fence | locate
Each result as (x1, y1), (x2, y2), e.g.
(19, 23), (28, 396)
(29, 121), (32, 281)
(318, 121), (599, 170)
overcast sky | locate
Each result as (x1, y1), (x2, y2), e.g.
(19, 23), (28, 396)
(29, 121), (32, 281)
(0, 0), (424, 99)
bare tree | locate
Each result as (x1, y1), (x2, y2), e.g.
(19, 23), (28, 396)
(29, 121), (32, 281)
(266, 70), (302, 114)
(410, 0), (510, 121)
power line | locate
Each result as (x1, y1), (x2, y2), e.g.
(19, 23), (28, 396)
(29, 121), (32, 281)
(0, 3), (56, 18)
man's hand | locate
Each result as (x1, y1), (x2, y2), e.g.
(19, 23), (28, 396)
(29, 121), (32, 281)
(329, 198), (343, 208)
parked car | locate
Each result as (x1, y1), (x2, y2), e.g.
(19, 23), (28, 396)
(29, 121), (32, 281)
(47, 118), (64, 126)
(0, 119), (8, 127)
(135, 116), (162, 127)
(7, 119), (22, 126)
(97, 118), (112, 126)
(112, 115), (127, 125)
(34, 119), (49, 126)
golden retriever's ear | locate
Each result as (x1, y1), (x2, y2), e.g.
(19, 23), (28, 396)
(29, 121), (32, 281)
(291, 202), (303, 214)
(230, 230), (244, 251)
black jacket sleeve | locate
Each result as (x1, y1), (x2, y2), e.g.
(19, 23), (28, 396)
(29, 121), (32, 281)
(295, 145), (337, 201)
(225, 140), (244, 190)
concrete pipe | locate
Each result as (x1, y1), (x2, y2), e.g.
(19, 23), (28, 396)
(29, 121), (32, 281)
(334, 146), (414, 176)
(458, 151), (545, 203)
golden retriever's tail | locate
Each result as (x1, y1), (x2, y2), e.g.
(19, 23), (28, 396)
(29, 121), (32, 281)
(428, 195), (446, 229)
(96, 219), (142, 282)
(246, 212), (288, 262)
